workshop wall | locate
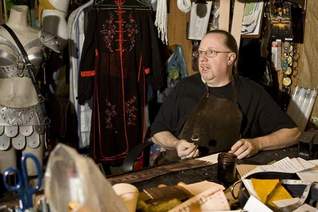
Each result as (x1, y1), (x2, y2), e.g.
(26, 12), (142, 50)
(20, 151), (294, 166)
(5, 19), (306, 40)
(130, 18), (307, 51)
(300, 0), (318, 120)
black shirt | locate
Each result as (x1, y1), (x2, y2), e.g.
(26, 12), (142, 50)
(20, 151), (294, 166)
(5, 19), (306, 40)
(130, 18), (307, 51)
(151, 73), (296, 138)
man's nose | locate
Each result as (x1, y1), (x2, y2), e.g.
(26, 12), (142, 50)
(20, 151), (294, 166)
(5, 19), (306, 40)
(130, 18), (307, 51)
(199, 54), (208, 62)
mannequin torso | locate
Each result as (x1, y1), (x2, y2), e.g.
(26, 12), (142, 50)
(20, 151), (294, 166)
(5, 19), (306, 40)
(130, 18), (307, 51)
(0, 1), (70, 174)
(0, 5), (46, 174)
(0, 5), (42, 107)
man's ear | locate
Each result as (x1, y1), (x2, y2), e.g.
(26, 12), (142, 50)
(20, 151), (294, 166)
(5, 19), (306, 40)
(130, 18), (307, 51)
(228, 53), (237, 65)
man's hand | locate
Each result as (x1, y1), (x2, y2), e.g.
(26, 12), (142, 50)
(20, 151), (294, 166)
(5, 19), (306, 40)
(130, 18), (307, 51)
(176, 139), (199, 159)
(229, 139), (260, 159)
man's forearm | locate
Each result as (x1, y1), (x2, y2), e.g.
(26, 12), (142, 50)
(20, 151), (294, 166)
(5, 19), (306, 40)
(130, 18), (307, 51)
(254, 127), (301, 151)
(152, 131), (179, 150)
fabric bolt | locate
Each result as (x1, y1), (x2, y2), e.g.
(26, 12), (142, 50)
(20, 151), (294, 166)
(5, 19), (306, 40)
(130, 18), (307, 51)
(79, 6), (163, 165)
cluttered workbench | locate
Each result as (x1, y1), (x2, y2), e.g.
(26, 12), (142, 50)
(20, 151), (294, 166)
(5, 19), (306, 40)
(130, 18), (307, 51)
(109, 146), (298, 190)
(107, 145), (318, 211)
(3, 144), (317, 212)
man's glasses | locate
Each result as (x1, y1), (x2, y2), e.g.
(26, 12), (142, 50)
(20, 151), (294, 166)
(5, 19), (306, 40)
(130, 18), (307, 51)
(194, 48), (232, 58)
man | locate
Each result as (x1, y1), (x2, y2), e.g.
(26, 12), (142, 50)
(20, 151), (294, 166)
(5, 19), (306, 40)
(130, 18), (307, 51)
(151, 30), (300, 161)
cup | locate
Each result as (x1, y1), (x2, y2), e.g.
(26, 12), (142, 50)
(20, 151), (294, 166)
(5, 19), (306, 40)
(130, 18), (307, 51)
(112, 183), (139, 212)
(217, 152), (237, 186)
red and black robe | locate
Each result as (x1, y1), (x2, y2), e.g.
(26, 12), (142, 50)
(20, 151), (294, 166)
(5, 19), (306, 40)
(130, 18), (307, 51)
(78, 3), (163, 165)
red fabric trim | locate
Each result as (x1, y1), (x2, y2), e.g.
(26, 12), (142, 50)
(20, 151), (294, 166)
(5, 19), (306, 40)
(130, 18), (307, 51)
(80, 70), (96, 77)
(144, 67), (150, 75)
(95, 48), (99, 57)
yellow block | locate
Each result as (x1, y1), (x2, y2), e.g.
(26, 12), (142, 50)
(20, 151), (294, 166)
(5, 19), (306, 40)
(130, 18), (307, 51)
(251, 179), (279, 203)
(267, 183), (293, 208)
(251, 178), (293, 208)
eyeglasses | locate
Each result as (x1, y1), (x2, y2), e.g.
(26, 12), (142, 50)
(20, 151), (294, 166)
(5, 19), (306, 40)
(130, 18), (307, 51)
(195, 48), (232, 58)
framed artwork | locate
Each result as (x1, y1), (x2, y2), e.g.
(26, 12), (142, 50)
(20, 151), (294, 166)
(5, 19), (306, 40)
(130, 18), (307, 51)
(241, 1), (265, 38)
(188, 1), (212, 41)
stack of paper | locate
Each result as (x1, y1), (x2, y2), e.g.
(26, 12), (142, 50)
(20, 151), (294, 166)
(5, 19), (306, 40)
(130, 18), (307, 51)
(243, 157), (316, 178)
(258, 157), (315, 173)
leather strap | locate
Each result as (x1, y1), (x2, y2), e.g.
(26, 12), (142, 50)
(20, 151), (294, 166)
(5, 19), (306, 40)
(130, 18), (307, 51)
(1, 24), (43, 100)
(121, 140), (153, 173)
(109, 158), (212, 184)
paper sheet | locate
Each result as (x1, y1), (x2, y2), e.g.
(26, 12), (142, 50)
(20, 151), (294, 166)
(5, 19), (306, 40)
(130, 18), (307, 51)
(244, 195), (273, 212)
(273, 197), (300, 208)
(169, 188), (230, 212)
(196, 153), (219, 164)
(297, 165), (318, 183)
(236, 164), (257, 177)
(178, 181), (224, 195)
(309, 159), (318, 165)
(293, 204), (318, 212)
(243, 157), (316, 178)
(242, 179), (259, 199)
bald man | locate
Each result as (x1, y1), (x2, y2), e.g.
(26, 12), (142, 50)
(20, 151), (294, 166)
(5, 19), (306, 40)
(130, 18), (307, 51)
(151, 30), (300, 161)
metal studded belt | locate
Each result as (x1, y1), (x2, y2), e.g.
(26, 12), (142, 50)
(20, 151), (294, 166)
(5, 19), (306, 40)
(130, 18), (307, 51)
(0, 103), (47, 126)
(0, 103), (48, 150)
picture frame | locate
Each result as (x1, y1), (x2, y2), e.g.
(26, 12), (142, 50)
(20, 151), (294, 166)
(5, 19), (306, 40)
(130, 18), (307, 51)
(188, 1), (212, 41)
(241, 1), (265, 38)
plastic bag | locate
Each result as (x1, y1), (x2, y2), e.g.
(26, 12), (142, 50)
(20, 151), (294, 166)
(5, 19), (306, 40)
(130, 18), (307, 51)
(44, 144), (128, 212)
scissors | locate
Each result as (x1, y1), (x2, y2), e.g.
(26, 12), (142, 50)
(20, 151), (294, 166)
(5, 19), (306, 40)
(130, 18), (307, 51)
(3, 153), (43, 211)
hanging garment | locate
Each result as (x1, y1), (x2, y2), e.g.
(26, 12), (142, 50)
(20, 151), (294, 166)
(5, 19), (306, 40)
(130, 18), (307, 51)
(79, 6), (163, 165)
(68, 0), (94, 148)
(154, 0), (168, 44)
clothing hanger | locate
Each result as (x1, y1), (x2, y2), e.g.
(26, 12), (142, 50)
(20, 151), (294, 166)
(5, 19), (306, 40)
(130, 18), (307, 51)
(94, 0), (152, 10)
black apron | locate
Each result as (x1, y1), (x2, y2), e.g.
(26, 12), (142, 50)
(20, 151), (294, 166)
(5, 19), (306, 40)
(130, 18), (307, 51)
(157, 82), (242, 164)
